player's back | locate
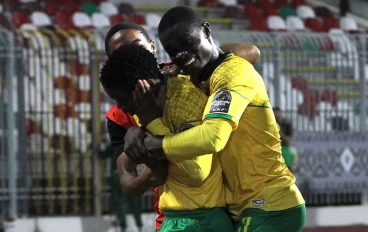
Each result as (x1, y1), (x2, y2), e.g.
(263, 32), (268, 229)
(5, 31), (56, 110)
(206, 54), (304, 220)
(158, 75), (225, 211)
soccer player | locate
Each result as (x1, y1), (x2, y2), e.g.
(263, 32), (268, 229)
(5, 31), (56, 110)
(103, 22), (261, 231)
(128, 6), (306, 232)
(101, 43), (234, 232)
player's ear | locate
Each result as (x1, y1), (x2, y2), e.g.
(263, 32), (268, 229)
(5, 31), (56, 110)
(150, 39), (156, 54)
(202, 22), (211, 39)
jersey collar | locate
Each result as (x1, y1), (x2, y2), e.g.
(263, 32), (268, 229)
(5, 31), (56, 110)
(197, 51), (232, 83)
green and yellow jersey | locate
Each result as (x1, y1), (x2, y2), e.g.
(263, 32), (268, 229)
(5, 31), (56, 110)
(162, 53), (305, 221)
(147, 75), (225, 211)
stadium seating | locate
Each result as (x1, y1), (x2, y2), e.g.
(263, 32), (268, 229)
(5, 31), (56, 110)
(323, 16), (340, 31)
(45, 1), (61, 16)
(12, 11), (31, 28)
(305, 18), (323, 32)
(224, 5), (243, 19)
(285, 16), (305, 31)
(55, 11), (77, 30)
(340, 16), (359, 32)
(279, 5), (297, 18)
(267, 15), (287, 31)
(296, 5), (316, 19)
(81, 2), (100, 16)
(109, 14), (125, 25)
(249, 14), (268, 31)
(30, 11), (52, 28)
(99, 2), (118, 16)
(91, 12), (111, 28)
(72, 12), (94, 29)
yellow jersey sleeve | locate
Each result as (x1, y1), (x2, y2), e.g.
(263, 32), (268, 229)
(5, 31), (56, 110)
(203, 54), (257, 130)
(160, 75), (213, 180)
(146, 118), (172, 136)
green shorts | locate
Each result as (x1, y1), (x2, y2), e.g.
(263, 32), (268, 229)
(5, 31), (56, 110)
(236, 204), (306, 232)
(160, 207), (234, 232)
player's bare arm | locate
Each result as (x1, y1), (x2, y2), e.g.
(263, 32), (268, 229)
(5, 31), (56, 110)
(220, 43), (260, 64)
(117, 152), (167, 196)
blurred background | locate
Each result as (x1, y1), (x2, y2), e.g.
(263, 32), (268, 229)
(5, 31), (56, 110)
(0, 0), (367, 231)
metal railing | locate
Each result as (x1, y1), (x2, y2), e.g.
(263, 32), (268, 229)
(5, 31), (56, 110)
(0, 28), (367, 218)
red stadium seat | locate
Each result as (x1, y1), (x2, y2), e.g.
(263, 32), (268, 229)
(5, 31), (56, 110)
(258, 0), (274, 9)
(292, 0), (306, 8)
(129, 13), (146, 25)
(305, 17), (323, 32)
(298, 88), (320, 118)
(249, 15), (268, 31)
(71, 61), (88, 76)
(244, 4), (262, 18)
(53, 76), (74, 89)
(323, 16), (339, 31)
(54, 11), (77, 29)
(62, 2), (80, 15)
(263, 5), (278, 17)
(291, 77), (309, 92)
(274, 0), (290, 8)
(46, 1), (61, 16)
(110, 14), (126, 25)
(199, 0), (225, 7)
(12, 11), (31, 28)
(321, 89), (337, 106)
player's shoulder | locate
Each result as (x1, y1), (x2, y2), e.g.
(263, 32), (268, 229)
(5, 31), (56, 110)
(223, 53), (253, 68)
(212, 53), (255, 84)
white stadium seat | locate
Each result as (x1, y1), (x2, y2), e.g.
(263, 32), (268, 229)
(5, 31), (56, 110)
(100, 2), (118, 16)
(72, 12), (93, 28)
(339, 16), (358, 31)
(91, 13), (111, 28)
(286, 16), (305, 31)
(31, 11), (52, 27)
(296, 5), (316, 19)
(267, 16), (286, 31)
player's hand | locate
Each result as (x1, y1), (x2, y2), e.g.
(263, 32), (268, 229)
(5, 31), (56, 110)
(142, 160), (169, 187)
(160, 63), (182, 76)
(124, 126), (150, 164)
(144, 134), (166, 161)
(133, 80), (163, 126)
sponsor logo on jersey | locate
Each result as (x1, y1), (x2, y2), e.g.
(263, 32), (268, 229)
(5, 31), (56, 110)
(252, 199), (264, 207)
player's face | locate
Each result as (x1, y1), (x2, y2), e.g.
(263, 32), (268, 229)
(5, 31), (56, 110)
(274, 110), (281, 122)
(103, 87), (136, 115)
(108, 29), (156, 55)
(159, 23), (214, 76)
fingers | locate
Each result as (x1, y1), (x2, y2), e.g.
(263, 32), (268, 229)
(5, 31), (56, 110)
(156, 86), (166, 109)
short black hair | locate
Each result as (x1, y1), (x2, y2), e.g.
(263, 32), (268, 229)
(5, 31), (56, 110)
(158, 6), (204, 35)
(105, 22), (151, 57)
(100, 44), (162, 92)
(273, 107), (281, 112)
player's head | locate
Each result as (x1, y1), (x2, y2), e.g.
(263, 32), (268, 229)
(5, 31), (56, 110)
(100, 44), (163, 115)
(105, 22), (156, 57)
(273, 106), (282, 122)
(158, 6), (219, 76)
